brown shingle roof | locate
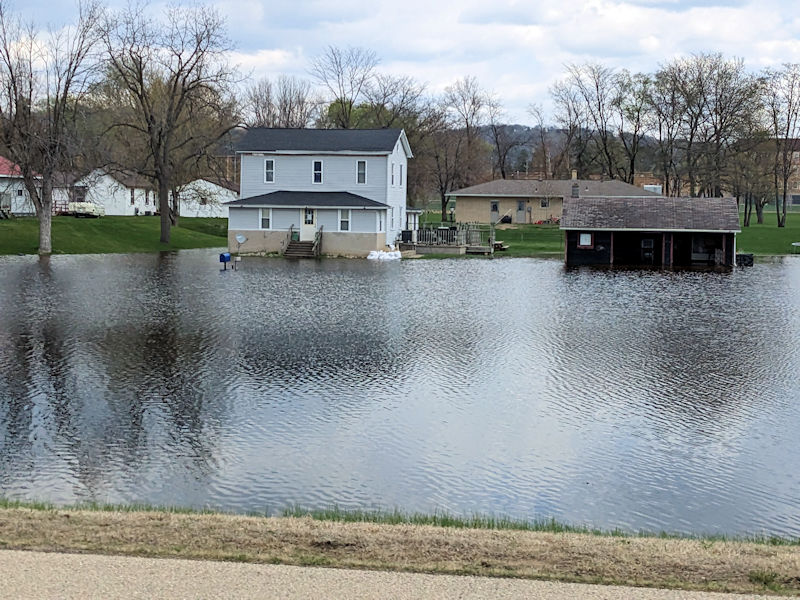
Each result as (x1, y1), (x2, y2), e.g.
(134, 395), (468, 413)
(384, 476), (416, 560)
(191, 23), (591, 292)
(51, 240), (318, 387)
(560, 196), (741, 232)
(449, 179), (657, 198)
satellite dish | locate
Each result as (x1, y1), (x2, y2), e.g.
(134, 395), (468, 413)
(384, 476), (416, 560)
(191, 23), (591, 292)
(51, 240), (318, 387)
(235, 234), (247, 244)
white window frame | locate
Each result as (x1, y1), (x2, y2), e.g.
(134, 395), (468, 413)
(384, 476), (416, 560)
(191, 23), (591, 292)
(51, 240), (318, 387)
(577, 232), (594, 249)
(378, 211), (384, 232)
(264, 159), (275, 183)
(391, 162), (395, 186)
(339, 209), (350, 232)
(260, 208), (272, 230)
(304, 208), (314, 225)
(356, 160), (367, 184)
(399, 164), (403, 186)
(312, 160), (323, 184)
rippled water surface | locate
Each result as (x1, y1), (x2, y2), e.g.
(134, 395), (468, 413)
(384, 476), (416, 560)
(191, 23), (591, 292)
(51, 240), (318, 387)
(1, 249), (799, 537)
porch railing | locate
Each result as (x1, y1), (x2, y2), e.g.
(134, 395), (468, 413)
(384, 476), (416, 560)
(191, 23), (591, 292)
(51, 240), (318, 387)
(281, 224), (295, 255)
(313, 225), (323, 257)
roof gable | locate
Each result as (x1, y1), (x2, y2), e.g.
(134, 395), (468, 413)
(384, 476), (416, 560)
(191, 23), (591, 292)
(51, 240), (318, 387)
(560, 196), (741, 232)
(237, 128), (410, 156)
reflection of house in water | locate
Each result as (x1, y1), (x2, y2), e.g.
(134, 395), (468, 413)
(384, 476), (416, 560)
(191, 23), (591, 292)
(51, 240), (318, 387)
(561, 196), (741, 268)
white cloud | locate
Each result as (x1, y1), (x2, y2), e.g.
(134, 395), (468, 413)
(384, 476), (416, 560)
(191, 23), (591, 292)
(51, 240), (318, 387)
(17, 0), (800, 124)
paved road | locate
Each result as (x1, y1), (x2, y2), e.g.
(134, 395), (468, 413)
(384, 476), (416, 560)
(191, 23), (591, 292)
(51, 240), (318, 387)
(0, 550), (773, 599)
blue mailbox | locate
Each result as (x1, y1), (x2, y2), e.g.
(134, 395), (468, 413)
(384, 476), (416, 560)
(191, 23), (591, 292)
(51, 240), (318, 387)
(219, 252), (231, 269)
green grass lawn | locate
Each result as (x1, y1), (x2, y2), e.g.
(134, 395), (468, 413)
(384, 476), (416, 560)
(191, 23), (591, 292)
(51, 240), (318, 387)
(494, 224), (564, 257)
(736, 217), (800, 255)
(0, 215), (228, 255)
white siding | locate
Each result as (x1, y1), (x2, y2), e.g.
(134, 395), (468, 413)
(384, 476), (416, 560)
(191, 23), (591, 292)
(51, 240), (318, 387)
(175, 179), (234, 218)
(240, 154), (388, 202)
(228, 207), (259, 229)
(0, 178), (34, 214)
(351, 209), (379, 233)
(316, 209), (338, 232)
(77, 170), (151, 216)
(383, 140), (409, 244)
(272, 208), (301, 230)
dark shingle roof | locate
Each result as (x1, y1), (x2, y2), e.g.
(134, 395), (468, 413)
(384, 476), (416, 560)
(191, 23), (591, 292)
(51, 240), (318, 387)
(227, 191), (388, 209)
(449, 179), (657, 198)
(237, 128), (404, 154)
(560, 196), (741, 232)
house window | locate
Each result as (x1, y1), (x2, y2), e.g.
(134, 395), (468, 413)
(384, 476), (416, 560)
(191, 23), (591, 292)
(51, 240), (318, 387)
(517, 200), (525, 211)
(264, 159), (275, 183)
(391, 162), (395, 186)
(339, 209), (350, 231)
(130, 189), (134, 205)
(16, 189), (22, 196)
(490, 201), (499, 212)
(261, 208), (271, 229)
(145, 191), (149, 205)
(357, 160), (366, 184)
(304, 208), (314, 225)
(399, 164), (403, 186)
(577, 232), (594, 249)
(391, 207), (395, 230)
(73, 186), (87, 202)
(541, 198), (549, 208)
(313, 160), (323, 184)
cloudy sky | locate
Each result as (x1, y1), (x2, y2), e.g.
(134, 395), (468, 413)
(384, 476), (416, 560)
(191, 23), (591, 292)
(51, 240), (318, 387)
(21, 0), (800, 124)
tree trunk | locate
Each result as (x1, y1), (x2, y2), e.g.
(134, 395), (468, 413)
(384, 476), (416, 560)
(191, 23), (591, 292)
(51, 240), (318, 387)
(38, 198), (52, 255)
(158, 178), (171, 243)
(441, 193), (448, 222)
(170, 189), (180, 227)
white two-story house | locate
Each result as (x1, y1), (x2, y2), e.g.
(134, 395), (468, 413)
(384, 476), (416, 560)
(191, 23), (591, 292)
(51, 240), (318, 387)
(227, 128), (413, 257)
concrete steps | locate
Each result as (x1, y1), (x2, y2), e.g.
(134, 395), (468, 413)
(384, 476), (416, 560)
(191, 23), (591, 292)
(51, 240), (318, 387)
(284, 240), (316, 259)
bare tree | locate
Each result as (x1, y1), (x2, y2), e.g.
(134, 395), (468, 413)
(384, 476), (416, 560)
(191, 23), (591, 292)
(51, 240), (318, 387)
(486, 96), (523, 179)
(245, 75), (319, 128)
(566, 62), (622, 180)
(764, 64), (800, 227)
(647, 67), (684, 195)
(363, 73), (426, 128)
(310, 45), (377, 129)
(100, 2), (238, 243)
(611, 70), (650, 183)
(550, 78), (592, 178)
(443, 76), (488, 187)
(0, 0), (101, 254)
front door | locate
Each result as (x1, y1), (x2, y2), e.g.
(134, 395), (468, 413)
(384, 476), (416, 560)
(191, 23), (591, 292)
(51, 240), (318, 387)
(516, 200), (526, 224)
(300, 208), (316, 241)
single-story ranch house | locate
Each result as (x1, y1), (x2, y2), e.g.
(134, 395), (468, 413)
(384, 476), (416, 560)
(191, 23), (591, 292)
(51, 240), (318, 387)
(449, 176), (657, 224)
(560, 196), (741, 268)
(228, 128), (412, 257)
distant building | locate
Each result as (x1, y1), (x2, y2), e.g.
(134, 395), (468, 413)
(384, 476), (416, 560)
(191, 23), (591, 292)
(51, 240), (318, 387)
(449, 175), (657, 225)
(560, 196), (741, 268)
(0, 156), (34, 215)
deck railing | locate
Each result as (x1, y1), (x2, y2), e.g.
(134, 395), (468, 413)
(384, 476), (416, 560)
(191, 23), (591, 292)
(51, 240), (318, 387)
(411, 224), (493, 248)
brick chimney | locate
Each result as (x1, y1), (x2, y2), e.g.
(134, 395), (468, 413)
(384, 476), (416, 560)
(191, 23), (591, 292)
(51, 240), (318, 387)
(571, 169), (577, 180)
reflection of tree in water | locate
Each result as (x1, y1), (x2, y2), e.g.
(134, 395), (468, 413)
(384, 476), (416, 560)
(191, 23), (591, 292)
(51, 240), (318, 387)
(0, 252), (229, 505)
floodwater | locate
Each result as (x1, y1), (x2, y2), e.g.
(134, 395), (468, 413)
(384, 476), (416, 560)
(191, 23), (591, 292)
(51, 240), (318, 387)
(1, 249), (799, 538)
